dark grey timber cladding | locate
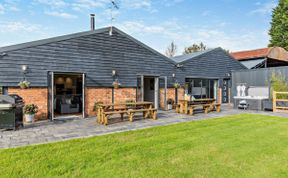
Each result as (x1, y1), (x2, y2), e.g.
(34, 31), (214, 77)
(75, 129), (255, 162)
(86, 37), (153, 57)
(175, 48), (246, 84)
(0, 27), (176, 87)
(231, 66), (288, 98)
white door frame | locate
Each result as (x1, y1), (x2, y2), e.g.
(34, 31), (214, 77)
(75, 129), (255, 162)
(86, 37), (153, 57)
(49, 72), (85, 120)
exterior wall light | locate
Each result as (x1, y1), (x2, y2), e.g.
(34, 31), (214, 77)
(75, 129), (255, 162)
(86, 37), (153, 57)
(112, 70), (116, 77)
(225, 73), (231, 77)
(172, 73), (176, 78)
(22, 65), (28, 74)
(0, 53), (7, 57)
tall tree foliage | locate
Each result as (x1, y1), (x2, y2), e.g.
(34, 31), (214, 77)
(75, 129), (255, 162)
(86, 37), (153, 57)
(165, 41), (177, 57)
(183, 42), (207, 54)
(269, 0), (288, 50)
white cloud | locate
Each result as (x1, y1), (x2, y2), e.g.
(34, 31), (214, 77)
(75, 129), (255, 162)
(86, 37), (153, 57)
(72, 0), (107, 11)
(45, 11), (78, 19)
(35, 0), (67, 8)
(116, 20), (269, 54)
(122, 0), (151, 9)
(249, 1), (277, 15)
(0, 21), (42, 33)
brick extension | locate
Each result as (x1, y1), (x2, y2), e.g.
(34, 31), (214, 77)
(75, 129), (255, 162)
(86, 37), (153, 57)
(7, 86), (220, 120)
(8, 87), (48, 121)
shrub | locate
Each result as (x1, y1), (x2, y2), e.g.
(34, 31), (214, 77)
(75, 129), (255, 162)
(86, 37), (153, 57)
(23, 104), (39, 115)
(18, 80), (30, 89)
(270, 71), (288, 99)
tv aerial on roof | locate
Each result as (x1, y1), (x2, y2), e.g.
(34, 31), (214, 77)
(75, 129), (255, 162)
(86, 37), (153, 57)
(109, 0), (120, 36)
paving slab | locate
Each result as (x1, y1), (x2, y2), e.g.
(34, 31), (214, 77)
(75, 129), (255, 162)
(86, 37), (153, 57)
(0, 105), (287, 149)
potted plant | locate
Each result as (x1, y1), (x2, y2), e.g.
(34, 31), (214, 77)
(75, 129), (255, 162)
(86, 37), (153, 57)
(18, 80), (30, 89)
(112, 79), (121, 89)
(167, 98), (174, 110)
(173, 81), (180, 89)
(23, 104), (38, 123)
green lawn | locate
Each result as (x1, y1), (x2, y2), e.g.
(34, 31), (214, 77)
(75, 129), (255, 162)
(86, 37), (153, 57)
(1, 114), (288, 178)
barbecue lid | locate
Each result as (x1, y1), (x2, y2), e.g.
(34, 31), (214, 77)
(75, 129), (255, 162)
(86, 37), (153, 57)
(0, 103), (15, 110)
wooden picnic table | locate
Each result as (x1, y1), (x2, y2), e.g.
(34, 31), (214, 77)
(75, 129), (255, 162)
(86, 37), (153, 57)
(178, 98), (216, 114)
(97, 102), (155, 125)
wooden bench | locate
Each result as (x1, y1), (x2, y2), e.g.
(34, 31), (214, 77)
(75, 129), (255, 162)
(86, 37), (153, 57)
(202, 104), (211, 114)
(189, 105), (201, 115)
(174, 104), (181, 113)
(102, 110), (128, 125)
(189, 104), (211, 115)
(128, 109), (157, 122)
(212, 103), (221, 112)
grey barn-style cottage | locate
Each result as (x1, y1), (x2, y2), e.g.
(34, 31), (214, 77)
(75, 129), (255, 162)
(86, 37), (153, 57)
(0, 26), (246, 120)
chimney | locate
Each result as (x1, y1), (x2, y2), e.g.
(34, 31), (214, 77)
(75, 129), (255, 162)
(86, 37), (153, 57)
(90, 14), (95, 31)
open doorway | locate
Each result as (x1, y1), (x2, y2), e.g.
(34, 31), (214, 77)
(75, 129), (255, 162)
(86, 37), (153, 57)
(48, 72), (85, 120)
(144, 77), (155, 103)
(137, 75), (167, 110)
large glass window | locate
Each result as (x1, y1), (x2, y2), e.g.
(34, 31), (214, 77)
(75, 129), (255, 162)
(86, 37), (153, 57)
(185, 78), (218, 99)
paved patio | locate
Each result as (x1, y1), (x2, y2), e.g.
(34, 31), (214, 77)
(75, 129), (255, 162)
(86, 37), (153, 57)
(1, 105), (288, 149)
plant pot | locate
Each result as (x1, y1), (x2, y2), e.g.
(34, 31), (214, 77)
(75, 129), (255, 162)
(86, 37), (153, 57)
(113, 84), (120, 89)
(168, 104), (173, 110)
(25, 114), (35, 123)
(20, 85), (29, 89)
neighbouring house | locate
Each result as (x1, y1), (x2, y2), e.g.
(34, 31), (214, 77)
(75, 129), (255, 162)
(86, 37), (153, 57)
(230, 47), (288, 69)
(171, 49), (246, 104)
(0, 23), (246, 120)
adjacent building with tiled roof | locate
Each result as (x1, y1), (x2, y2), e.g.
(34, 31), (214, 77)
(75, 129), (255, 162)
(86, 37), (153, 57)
(230, 47), (288, 69)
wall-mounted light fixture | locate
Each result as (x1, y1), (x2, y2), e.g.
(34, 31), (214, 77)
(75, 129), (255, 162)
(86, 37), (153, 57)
(112, 70), (116, 77)
(0, 53), (7, 57)
(22, 65), (28, 74)
(172, 73), (176, 78)
(225, 72), (231, 77)
(176, 64), (183, 68)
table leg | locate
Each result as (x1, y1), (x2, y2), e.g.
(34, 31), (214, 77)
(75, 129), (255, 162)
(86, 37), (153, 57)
(180, 103), (183, 113)
(184, 102), (188, 114)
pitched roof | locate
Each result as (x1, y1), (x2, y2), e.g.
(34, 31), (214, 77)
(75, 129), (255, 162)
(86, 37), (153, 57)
(230, 48), (271, 61)
(171, 48), (216, 63)
(0, 26), (176, 64)
(240, 58), (266, 69)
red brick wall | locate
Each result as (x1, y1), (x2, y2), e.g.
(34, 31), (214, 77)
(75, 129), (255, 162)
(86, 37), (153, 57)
(177, 88), (185, 102)
(160, 88), (175, 109)
(114, 88), (136, 104)
(8, 87), (48, 120)
(85, 87), (112, 117)
(85, 87), (136, 117)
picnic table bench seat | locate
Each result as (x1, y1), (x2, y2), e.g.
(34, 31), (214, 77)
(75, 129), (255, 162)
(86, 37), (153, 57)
(174, 104), (181, 113)
(102, 110), (128, 125)
(128, 109), (157, 122)
(212, 103), (221, 112)
(189, 104), (212, 115)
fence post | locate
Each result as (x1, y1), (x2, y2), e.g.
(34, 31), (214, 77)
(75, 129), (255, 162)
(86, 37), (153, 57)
(272, 91), (276, 112)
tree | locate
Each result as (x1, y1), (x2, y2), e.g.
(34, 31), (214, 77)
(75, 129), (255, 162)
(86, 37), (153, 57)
(183, 42), (207, 54)
(165, 41), (177, 57)
(269, 0), (288, 50)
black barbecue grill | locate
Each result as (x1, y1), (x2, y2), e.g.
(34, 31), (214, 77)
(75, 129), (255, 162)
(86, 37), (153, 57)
(0, 94), (24, 130)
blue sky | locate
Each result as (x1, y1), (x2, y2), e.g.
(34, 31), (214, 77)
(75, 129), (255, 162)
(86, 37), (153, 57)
(0, 0), (277, 54)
